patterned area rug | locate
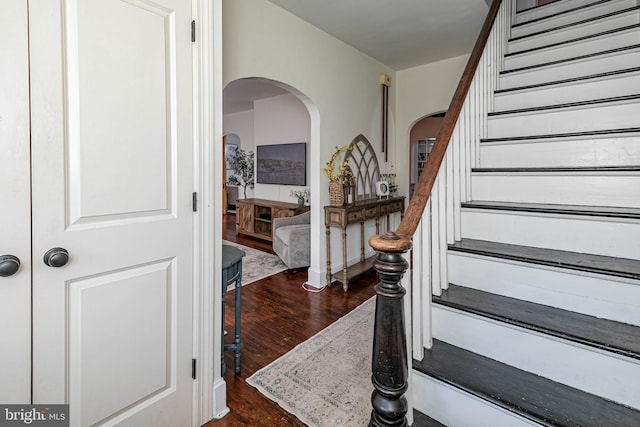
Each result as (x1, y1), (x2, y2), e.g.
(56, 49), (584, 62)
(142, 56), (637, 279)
(247, 297), (375, 427)
(222, 240), (287, 287)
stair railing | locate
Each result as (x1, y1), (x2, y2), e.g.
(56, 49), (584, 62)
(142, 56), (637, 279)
(368, 0), (511, 425)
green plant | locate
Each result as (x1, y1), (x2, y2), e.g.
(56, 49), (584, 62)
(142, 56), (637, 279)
(227, 148), (254, 198)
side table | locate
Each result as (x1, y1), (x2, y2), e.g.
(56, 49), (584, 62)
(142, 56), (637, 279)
(221, 244), (245, 374)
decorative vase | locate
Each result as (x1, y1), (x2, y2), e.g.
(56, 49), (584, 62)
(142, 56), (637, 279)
(297, 196), (305, 206)
(329, 181), (344, 206)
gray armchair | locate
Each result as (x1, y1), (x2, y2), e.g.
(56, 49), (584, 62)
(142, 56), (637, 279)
(272, 210), (310, 270)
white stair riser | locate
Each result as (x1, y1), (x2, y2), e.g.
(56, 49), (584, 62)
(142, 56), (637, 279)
(472, 172), (640, 207)
(514, 0), (626, 25)
(509, 11), (640, 53)
(512, 0), (638, 37)
(433, 306), (640, 410)
(505, 28), (640, 70)
(500, 48), (640, 89)
(494, 71), (640, 110)
(411, 371), (539, 427)
(487, 101), (640, 138)
(448, 253), (640, 326)
(480, 135), (640, 168)
(460, 209), (640, 259)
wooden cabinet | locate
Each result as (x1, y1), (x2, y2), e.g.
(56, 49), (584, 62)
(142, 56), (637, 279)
(236, 198), (310, 242)
(324, 196), (405, 291)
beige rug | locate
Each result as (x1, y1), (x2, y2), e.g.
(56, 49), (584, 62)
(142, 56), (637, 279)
(247, 297), (375, 427)
(222, 240), (287, 287)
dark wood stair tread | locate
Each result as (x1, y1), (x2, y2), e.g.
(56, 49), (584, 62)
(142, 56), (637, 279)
(514, 0), (615, 27)
(488, 93), (640, 117)
(434, 284), (640, 359)
(480, 127), (640, 143)
(501, 44), (640, 75)
(448, 239), (640, 280)
(411, 409), (447, 427)
(413, 340), (640, 426)
(510, 6), (640, 43)
(495, 66), (640, 94)
(461, 200), (640, 219)
(472, 165), (640, 172)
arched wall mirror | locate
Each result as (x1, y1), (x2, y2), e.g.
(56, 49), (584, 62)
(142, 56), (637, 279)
(343, 134), (380, 201)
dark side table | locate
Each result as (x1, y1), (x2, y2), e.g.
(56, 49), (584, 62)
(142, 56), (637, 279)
(222, 244), (245, 374)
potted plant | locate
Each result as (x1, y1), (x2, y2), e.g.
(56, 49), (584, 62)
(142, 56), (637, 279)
(290, 188), (310, 206)
(323, 145), (356, 206)
(227, 148), (254, 198)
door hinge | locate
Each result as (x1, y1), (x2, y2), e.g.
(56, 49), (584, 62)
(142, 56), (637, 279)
(192, 192), (197, 212)
(191, 20), (196, 42)
(192, 359), (196, 380)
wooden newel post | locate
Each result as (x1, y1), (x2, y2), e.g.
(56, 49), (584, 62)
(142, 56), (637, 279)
(369, 231), (412, 427)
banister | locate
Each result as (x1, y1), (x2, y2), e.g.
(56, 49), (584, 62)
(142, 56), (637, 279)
(393, 0), (502, 244)
(368, 1), (504, 426)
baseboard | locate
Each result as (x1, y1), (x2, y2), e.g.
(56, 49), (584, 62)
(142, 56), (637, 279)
(212, 378), (229, 419)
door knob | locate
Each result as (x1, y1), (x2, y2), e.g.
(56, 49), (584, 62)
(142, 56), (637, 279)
(43, 247), (70, 268)
(0, 255), (21, 277)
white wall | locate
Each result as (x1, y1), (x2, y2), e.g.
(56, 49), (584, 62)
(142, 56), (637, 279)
(224, 0), (396, 286)
(254, 93), (310, 202)
(223, 109), (255, 198)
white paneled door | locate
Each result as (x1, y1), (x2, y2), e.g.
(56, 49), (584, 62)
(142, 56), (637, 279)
(1, 0), (195, 425)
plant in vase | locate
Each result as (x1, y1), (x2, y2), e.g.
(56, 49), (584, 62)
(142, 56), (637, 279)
(323, 144), (356, 206)
(290, 188), (310, 206)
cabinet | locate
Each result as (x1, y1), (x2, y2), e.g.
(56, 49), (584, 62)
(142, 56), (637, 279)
(324, 197), (405, 291)
(236, 198), (310, 242)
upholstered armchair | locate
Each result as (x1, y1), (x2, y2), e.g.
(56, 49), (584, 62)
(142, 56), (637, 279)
(272, 210), (311, 270)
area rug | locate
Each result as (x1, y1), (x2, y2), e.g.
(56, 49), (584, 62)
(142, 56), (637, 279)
(247, 297), (375, 427)
(222, 240), (287, 287)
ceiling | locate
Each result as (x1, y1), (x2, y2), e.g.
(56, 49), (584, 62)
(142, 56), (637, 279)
(224, 0), (491, 114)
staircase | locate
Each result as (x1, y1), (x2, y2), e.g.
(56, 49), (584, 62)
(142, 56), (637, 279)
(411, 0), (640, 425)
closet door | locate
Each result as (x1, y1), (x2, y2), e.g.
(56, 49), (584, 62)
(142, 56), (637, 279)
(0, 0), (31, 403)
(29, 1), (195, 425)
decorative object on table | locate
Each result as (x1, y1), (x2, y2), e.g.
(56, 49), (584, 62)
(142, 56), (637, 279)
(323, 144), (357, 206)
(226, 147), (254, 198)
(375, 180), (389, 198)
(341, 135), (380, 201)
(290, 188), (309, 206)
(247, 297), (375, 427)
(380, 173), (398, 195)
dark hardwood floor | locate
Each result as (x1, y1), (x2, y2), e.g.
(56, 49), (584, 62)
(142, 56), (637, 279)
(203, 212), (377, 426)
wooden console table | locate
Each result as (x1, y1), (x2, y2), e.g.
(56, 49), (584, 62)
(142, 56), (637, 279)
(236, 198), (309, 242)
(324, 196), (405, 291)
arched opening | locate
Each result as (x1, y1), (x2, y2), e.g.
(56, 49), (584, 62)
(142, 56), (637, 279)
(408, 111), (446, 198)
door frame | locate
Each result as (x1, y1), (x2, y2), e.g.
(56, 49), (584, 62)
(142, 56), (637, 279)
(193, 0), (226, 423)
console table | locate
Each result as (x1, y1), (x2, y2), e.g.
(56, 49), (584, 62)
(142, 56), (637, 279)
(236, 198), (309, 242)
(324, 196), (405, 291)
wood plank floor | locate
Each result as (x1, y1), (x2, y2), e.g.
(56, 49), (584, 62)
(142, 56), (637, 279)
(203, 213), (377, 426)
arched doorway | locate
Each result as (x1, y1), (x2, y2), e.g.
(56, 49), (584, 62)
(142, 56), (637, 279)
(408, 111), (445, 198)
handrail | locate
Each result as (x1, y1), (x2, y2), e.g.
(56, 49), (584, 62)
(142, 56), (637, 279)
(395, 0), (502, 243)
(368, 1), (505, 425)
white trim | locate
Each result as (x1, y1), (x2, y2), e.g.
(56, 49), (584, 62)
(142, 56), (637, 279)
(193, 0), (225, 424)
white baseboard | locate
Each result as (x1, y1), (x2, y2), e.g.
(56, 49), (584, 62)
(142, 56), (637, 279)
(212, 378), (229, 419)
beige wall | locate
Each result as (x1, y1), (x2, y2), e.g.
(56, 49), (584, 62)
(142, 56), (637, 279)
(395, 55), (469, 195)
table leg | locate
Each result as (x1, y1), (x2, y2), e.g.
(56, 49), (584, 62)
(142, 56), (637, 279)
(342, 227), (348, 291)
(325, 225), (332, 286)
